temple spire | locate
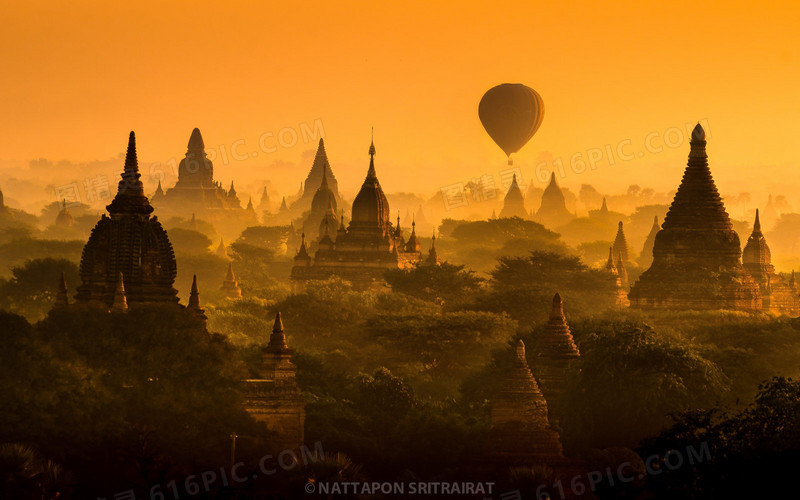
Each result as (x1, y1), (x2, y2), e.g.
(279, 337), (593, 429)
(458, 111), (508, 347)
(106, 132), (154, 215)
(605, 247), (617, 274)
(188, 274), (201, 309)
(366, 132), (377, 180)
(187, 128), (205, 152)
(111, 272), (128, 312)
(221, 262), (242, 298)
(754, 208), (762, 233)
(267, 312), (290, 353)
(54, 272), (69, 308)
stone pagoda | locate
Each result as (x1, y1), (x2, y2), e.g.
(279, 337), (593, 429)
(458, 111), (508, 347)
(629, 124), (761, 311)
(290, 138), (421, 289)
(535, 173), (574, 228)
(244, 312), (306, 452)
(221, 262), (242, 299)
(291, 138), (342, 213)
(612, 221), (630, 263)
(637, 216), (660, 268)
(742, 210), (799, 314)
(532, 293), (580, 406)
(605, 247), (630, 307)
(76, 132), (179, 306)
(498, 174), (527, 218)
(154, 128), (249, 220)
(484, 340), (565, 466)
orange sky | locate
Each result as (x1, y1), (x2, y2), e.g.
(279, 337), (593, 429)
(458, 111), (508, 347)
(1, 1), (799, 205)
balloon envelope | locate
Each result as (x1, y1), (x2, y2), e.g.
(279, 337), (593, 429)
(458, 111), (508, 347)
(478, 83), (544, 157)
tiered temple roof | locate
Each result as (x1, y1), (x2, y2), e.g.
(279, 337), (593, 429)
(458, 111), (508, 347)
(76, 132), (179, 306)
(485, 340), (565, 464)
(629, 125), (761, 311)
(532, 293), (580, 405)
(612, 221), (630, 263)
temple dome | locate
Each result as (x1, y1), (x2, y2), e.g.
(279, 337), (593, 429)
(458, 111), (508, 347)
(311, 164), (337, 214)
(351, 140), (390, 226)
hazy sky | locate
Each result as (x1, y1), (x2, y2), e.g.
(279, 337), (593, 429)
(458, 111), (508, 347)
(1, 1), (799, 205)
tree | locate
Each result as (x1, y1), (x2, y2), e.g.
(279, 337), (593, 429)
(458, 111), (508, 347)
(0, 258), (79, 320)
(166, 227), (213, 255)
(560, 320), (729, 451)
(383, 262), (484, 305)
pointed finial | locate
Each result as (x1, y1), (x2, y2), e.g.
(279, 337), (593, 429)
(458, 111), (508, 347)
(188, 274), (201, 310)
(754, 208), (761, 232)
(112, 272), (128, 312)
(691, 123), (705, 142)
(550, 292), (565, 320)
(188, 128), (205, 151)
(124, 131), (138, 172)
(515, 339), (527, 361)
(618, 221), (623, 229)
(54, 272), (69, 308)
(267, 311), (289, 352)
(368, 128), (376, 157)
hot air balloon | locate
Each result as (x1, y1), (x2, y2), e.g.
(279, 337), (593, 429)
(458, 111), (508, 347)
(478, 83), (544, 165)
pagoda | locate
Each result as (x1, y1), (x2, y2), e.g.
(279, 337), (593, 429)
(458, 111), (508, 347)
(302, 163), (339, 240)
(532, 294), (580, 406)
(290, 138), (421, 289)
(535, 173), (574, 228)
(629, 125), (761, 311)
(498, 174), (527, 218)
(76, 132), (179, 306)
(484, 340), (565, 465)
(742, 210), (799, 314)
(54, 199), (75, 227)
(612, 221), (630, 262)
(244, 312), (306, 452)
(221, 262), (242, 298)
(155, 128), (248, 219)
(637, 216), (660, 268)
(291, 138), (342, 212)
(605, 247), (630, 307)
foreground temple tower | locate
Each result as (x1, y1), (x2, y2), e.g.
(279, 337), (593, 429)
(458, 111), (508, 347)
(484, 340), (565, 465)
(532, 294), (580, 406)
(629, 125), (760, 311)
(742, 210), (799, 314)
(76, 132), (179, 306)
(244, 313), (306, 452)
